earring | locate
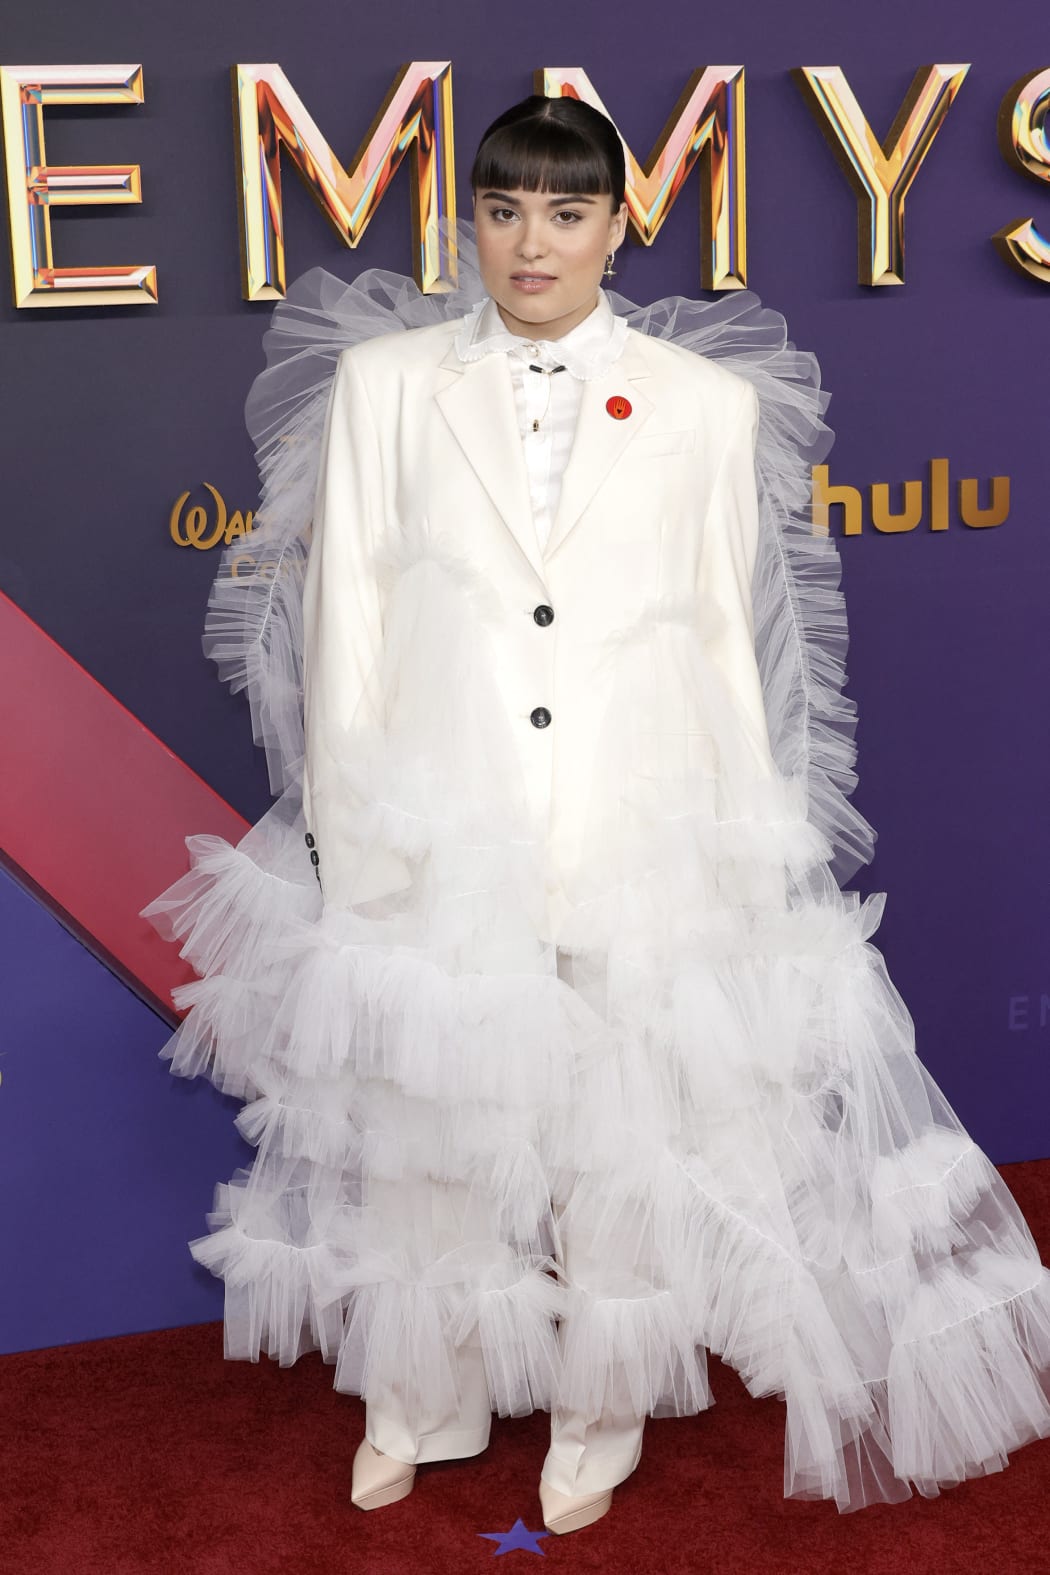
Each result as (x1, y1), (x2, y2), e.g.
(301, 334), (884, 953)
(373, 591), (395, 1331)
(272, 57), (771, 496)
(604, 251), (616, 279)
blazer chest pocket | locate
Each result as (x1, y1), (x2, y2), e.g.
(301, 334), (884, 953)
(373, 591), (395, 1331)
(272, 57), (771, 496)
(630, 428), (696, 459)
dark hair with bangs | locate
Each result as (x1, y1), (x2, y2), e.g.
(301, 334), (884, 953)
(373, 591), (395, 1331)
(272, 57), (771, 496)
(471, 95), (626, 211)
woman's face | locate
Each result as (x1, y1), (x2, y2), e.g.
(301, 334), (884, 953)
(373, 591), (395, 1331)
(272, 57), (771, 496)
(473, 185), (628, 341)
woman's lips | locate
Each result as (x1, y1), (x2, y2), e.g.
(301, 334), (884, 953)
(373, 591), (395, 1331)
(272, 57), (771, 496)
(510, 274), (556, 293)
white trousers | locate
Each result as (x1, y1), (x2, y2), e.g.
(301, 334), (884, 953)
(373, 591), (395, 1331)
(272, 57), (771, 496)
(363, 1218), (648, 1493)
(364, 947), (648, 1495)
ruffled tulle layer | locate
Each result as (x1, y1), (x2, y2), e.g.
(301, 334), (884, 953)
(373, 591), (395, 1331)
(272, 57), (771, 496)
(142, 227), (1050, 1512)
(146, 790), (1050, 1511)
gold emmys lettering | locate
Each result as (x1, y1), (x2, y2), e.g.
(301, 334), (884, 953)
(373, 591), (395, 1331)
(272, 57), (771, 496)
(4, 59), (1050, 305)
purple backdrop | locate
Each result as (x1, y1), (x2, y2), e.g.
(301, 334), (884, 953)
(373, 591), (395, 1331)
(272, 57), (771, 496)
(1, 2), (1049, 1353)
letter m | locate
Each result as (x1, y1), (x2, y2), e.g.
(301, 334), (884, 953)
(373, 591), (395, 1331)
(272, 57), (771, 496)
(231, 62), (456, 298)
(538, 66), (746, 289)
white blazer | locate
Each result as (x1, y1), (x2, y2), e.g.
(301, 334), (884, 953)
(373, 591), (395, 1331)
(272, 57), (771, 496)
(300, 309), (778, 940)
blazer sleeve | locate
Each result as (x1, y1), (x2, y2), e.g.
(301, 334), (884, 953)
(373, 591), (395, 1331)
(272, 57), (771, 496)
(698, 379), (789, 908)
(301, 347), (413, 909)
(696, 378), (777, 780)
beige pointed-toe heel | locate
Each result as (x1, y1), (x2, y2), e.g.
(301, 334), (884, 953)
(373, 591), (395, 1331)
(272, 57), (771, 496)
(350, 1438), (417, 1510)
(538, 1476), (613, 1534)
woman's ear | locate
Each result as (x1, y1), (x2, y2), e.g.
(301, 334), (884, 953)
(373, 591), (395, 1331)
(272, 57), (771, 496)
(611, 201), (628, 249)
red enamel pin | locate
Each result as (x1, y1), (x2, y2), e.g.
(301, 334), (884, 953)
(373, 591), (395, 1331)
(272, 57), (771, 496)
(605, 394), (632, 420)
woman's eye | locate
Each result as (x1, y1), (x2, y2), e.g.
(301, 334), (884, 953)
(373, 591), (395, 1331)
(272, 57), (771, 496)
(483, 206), (584, 225)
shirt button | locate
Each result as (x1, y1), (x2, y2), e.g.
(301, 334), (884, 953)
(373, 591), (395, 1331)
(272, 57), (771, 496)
(530, 706), (552, 728)
(533, 604), (554, 625)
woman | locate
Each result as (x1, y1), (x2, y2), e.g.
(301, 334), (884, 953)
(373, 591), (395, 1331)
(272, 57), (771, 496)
(144, 95), (1050, 1535)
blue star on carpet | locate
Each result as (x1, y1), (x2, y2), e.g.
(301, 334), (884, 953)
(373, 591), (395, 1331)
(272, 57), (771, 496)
(477, 1518), (550, 1555)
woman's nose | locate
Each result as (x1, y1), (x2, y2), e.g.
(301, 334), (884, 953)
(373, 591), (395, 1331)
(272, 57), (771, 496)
(516, 222), (548, 258)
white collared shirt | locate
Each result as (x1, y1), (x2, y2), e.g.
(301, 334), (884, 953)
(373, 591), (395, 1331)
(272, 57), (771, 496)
(453, 290), (628, 553)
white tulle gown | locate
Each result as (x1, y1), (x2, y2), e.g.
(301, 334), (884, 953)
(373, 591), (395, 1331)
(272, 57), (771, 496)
(143, 224), (1050, 1512)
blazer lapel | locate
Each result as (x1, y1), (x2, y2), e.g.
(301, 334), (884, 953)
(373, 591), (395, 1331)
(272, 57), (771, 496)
(433, 324), (657, 576)
(434, 342), (545, 581)
(543, 332), (655, 561)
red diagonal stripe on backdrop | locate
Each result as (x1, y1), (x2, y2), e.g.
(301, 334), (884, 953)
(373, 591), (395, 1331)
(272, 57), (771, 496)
(0, 590), (249, 1022)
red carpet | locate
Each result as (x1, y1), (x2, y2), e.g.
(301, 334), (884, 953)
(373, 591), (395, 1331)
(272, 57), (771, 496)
(6, 1157), (1050, 1575)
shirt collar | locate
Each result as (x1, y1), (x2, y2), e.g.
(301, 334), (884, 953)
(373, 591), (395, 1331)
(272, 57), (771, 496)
(453, 288), (628, 379)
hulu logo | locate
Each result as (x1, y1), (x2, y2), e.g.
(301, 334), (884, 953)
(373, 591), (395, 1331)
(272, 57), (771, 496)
(812, 460), (1009, 535)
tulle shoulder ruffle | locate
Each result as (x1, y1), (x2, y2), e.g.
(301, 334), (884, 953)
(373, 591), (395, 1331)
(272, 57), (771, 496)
(206, 221), (872, 886)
